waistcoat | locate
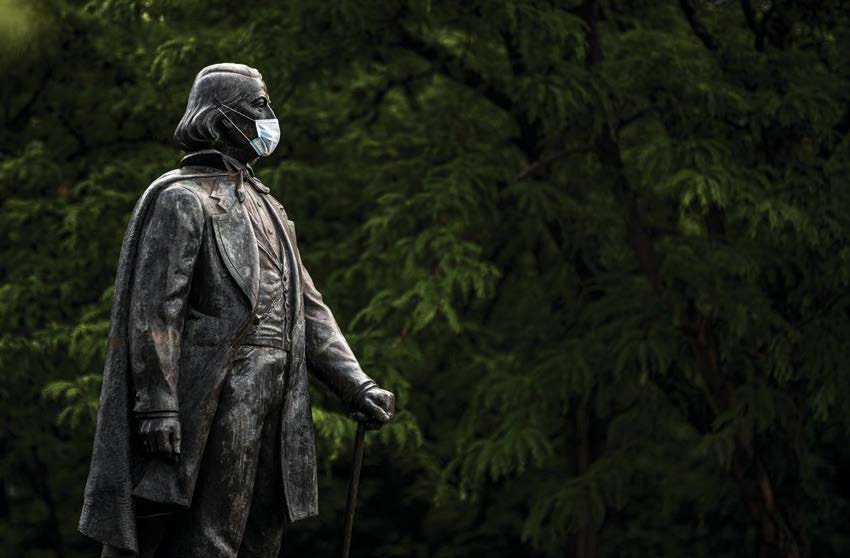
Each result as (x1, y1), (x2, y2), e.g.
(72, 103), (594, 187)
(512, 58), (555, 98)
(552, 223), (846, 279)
(240, 181), (290, 350)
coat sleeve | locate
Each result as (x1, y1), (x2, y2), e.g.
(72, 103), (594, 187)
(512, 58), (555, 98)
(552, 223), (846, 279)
(128, 184), (204, 414)
(302, 262), (374, 408)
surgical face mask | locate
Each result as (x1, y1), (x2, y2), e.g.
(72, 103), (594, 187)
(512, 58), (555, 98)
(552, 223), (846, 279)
(215, 102), (281, 157)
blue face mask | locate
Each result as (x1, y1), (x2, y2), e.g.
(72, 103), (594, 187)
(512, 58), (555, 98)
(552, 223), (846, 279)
(215, 103), (281, 157)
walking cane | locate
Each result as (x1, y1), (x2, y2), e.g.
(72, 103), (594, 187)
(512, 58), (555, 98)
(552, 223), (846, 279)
(341, 412), (381, 558)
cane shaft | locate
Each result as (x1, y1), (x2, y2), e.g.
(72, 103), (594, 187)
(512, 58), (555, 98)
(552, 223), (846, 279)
(341, 424), (366, 558)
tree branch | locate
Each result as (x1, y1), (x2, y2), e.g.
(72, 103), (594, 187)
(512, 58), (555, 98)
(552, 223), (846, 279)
(618, 107), (656, 131)
(500, 29), (525, 77)
(395, 26), (514, 115)
(6, 67), (52, 129)
(395, 26), (542, 161)
(679, 0), (721, 52)
(514, 147), (591, 181)
(740, 0), (767, 52)
(582, 5), (804, 555)
(819, 102), (850, 159)
(580, 0), (603, 65)
(740, 0), (759, 34)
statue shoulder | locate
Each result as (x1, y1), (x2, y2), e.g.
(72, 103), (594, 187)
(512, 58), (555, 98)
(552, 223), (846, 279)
(157, 182), (204, 210)
(125, 172), (207, 232)
(141, 168), (223, 216)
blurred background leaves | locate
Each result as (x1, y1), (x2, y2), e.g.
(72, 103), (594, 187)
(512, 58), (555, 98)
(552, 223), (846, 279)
(2, 0), (850, 557)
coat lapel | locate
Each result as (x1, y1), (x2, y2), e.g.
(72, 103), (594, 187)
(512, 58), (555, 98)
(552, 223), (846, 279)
(263, 196), (305, 364)
(261, 195), (302, 297)
(210, 176), (259, 308)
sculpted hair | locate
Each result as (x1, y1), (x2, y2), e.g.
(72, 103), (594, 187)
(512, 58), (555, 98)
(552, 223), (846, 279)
(174, 63), (263, 152)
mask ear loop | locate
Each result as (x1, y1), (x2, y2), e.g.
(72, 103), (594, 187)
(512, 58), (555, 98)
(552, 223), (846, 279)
(218, 102), (258, 122)
(214, 103), (255, 145)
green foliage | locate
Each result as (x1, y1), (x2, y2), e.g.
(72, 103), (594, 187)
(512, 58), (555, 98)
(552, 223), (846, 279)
(3, 0), (850, 557)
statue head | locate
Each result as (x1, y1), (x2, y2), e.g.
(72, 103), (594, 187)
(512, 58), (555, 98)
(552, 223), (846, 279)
(174, 63), (278, 164)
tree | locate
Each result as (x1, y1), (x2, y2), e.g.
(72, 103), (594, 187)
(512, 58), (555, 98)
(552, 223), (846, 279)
(2, 1), (849, 557)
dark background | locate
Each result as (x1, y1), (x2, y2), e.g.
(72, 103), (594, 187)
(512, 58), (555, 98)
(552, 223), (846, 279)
(2, 1), (850, 557)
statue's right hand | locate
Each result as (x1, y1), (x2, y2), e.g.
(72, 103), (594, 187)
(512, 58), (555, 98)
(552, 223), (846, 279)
(137, 416), (181, 461)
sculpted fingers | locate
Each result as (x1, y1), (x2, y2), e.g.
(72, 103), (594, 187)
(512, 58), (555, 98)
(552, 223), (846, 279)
(370, 388), (395, 420)
(170, 423), (182, 461)
(139, 420), (154, 454)
(155, 429), (171, 456)
(383, 391), (396, 418)
(364, 398), (391, 423)
(172, 423), (182, 455)
(137, 418), (181, 458)
(355, 387), (396, 425)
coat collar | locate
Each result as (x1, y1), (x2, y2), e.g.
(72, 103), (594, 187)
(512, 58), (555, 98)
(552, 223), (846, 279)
(180, 149), (253, 174)
(180, 150), (270, 212)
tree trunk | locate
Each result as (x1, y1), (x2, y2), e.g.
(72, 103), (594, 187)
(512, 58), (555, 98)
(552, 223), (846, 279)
(574, 398), (598, 558)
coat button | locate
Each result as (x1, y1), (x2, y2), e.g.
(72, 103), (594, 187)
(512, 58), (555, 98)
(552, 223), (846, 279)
(253, 314), (261, 325)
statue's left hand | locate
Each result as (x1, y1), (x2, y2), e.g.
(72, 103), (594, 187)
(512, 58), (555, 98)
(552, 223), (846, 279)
(137, 416), (182, 461)
(355, 387), (395, 425)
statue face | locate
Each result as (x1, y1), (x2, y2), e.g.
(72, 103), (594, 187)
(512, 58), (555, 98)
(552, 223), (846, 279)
(218, 77), (277, 163)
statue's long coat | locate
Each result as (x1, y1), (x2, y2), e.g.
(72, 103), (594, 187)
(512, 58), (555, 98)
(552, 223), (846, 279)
(79, 162), (372, 554)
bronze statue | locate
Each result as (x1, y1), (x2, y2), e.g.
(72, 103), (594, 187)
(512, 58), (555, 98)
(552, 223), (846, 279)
(79, 63), (395, 558)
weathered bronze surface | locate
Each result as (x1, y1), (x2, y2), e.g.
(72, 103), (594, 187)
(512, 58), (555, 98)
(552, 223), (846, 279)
(79, 63), (395, 558)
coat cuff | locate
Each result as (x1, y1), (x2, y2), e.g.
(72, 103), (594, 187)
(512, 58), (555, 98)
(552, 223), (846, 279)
(133, 390), (178, 415)
(133, 409), (179, 420)
(348, 380), (377, 412)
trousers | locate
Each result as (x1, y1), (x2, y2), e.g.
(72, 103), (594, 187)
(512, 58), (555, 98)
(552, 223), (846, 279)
(103, 344), (290, 558)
